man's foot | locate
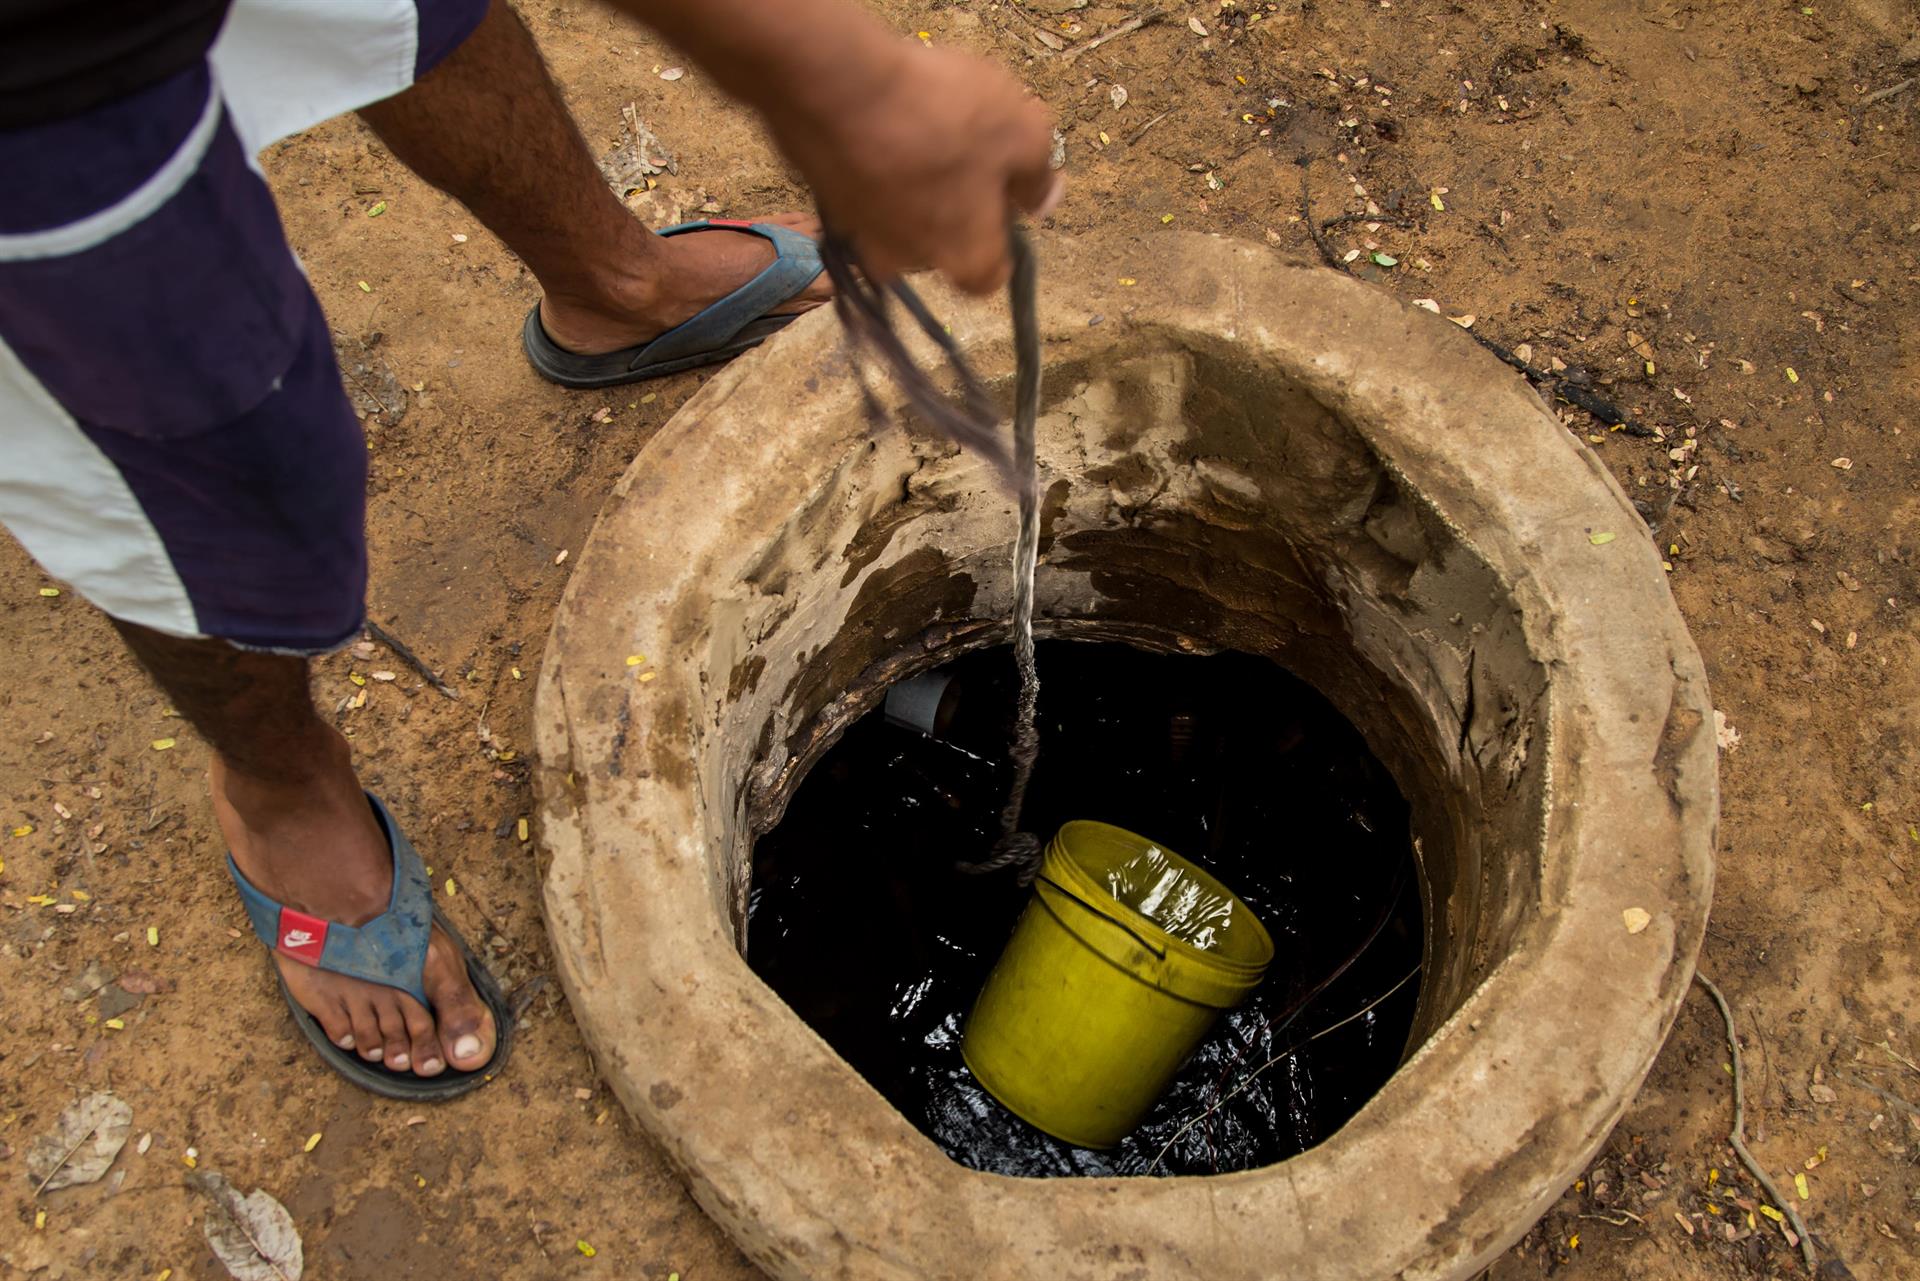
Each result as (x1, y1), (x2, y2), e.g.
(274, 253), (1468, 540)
(537, 211), (832, 357)
(213, 730), (497, 1077)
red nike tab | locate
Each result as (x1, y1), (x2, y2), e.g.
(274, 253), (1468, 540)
(275, 908), (328, 966)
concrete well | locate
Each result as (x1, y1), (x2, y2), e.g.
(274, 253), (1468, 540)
(532, 232), (1717, 1281)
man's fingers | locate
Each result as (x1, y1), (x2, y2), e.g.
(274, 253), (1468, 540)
(1007, 99), (1063, 217)
(938, 212), (1015, 296)
(1026, 171), (1065, 221)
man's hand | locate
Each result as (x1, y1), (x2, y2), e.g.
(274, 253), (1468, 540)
(614, 0), (1059, 294)
(769, 45), (1059, 294)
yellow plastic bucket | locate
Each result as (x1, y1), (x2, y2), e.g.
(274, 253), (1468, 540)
(961, 821), (1275, 1149)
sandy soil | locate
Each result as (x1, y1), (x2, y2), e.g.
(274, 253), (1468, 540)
(3, 0), (1917, 1277)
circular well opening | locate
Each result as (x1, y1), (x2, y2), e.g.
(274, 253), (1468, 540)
(535, 235), (1715, 1281)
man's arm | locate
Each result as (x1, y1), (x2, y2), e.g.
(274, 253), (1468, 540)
(607, 0), (1058, 293)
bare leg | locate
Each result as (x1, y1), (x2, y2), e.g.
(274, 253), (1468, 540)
(357, 0), (829, 356)
(113, 622), (495, 1076)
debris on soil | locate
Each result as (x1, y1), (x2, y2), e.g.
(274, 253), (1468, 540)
(332, 333), (408, 426)
(59, 960), (112, 1002)
(599, 102), (678, 197)
(1714, 711), (1741, 753)
(194, 1170), (304, 1281)
(26, 1091), (132, 1193)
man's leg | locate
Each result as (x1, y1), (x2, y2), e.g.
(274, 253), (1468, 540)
(113, 624), (494, 1076)
(0, 62), (494, 1080)
(357, 0), (830, 357)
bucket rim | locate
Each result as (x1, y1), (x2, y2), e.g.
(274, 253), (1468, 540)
(1044, 820), (1276, 974)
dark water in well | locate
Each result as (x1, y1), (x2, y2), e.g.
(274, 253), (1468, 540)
(747, 641), (1422, 1177)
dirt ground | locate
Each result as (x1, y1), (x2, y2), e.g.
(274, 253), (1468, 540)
(3, 0), (1918, 1277)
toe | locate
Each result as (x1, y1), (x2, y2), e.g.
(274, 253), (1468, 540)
(375, 998), (411, 1070)
(399, 992), (445, 1077)
(423, 929), (497, 1072)
(346, 994), (384, 1060)
(310, 995), (356, 1052)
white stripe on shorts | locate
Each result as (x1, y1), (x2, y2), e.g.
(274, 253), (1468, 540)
(211, 0), (423, 154)
(0, 337), (202, 637)
(0, 87), (223, 263)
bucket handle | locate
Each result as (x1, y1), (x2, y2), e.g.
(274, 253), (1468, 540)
(1034, 873), (1169, 961)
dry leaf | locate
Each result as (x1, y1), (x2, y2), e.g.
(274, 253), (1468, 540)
(60, 960), (112, 1002)
(599, 104), (677, 195)
(1626, 330), (1655, 362)
(1622, 907), (1652, 934)
(26, 1092), (132, 1192)
(195, 1171), (303, 1281)
(1449, 313), (1476, 329)
(1188, 15), (1209, 35)
(1808, 1082), (1838, 1104)
(658, 66), (685, 81)
(1109, 84), (1129, 109)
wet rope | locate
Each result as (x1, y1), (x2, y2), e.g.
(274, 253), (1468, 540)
(819, 228), (1047, 884)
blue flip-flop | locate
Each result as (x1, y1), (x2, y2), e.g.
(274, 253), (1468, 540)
(521, 218), (824, 389)
(226, 793), (513, 1101)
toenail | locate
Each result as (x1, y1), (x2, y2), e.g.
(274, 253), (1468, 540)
(366, 1047), (383, 1061)
(420, 1058), (444, 1074)
(390, 1053), (409, 1069)
(337, 1034), (355, 1049)
(454, 1035), (482, 1060)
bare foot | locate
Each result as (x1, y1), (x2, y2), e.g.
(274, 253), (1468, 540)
(214, 730), (496, 1077)
(538, 211), (832, 356)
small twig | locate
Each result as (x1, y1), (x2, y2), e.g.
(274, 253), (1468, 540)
(509, 974), (550, 1021)
(1859, 1037), (1920, 1076)
(1003, 4), (1066, 56)
(1061, 9), (1162, 61)
(1146, 966), (1420, 1173)
(1694, 973), (1817, 1274)
(32, 1119), (104, 1197)
(1126, 109), (1174, 146)
(365, 620), (460, 701)
(1861, 77), (1915, 106)
(1319, 211), (1414, 231)
(1841, 1072), (1920, 1119)
(1579, 1210), (1645, 1226)
(344, 333), (401, 419)
(1301, 169), (1343, 269)
(456, 883), (515, 955)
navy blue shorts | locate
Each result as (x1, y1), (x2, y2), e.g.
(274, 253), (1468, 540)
(0, 0), (487, 652)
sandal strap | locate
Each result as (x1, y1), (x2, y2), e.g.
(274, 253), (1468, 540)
(633, 220), (823, 367)
(226, 793), (433, 1005)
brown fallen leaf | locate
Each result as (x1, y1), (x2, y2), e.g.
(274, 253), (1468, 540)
(115, 968), (176, 995)
(194, 1170), (303, 1281)
(26, 1092), (132, 1193)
